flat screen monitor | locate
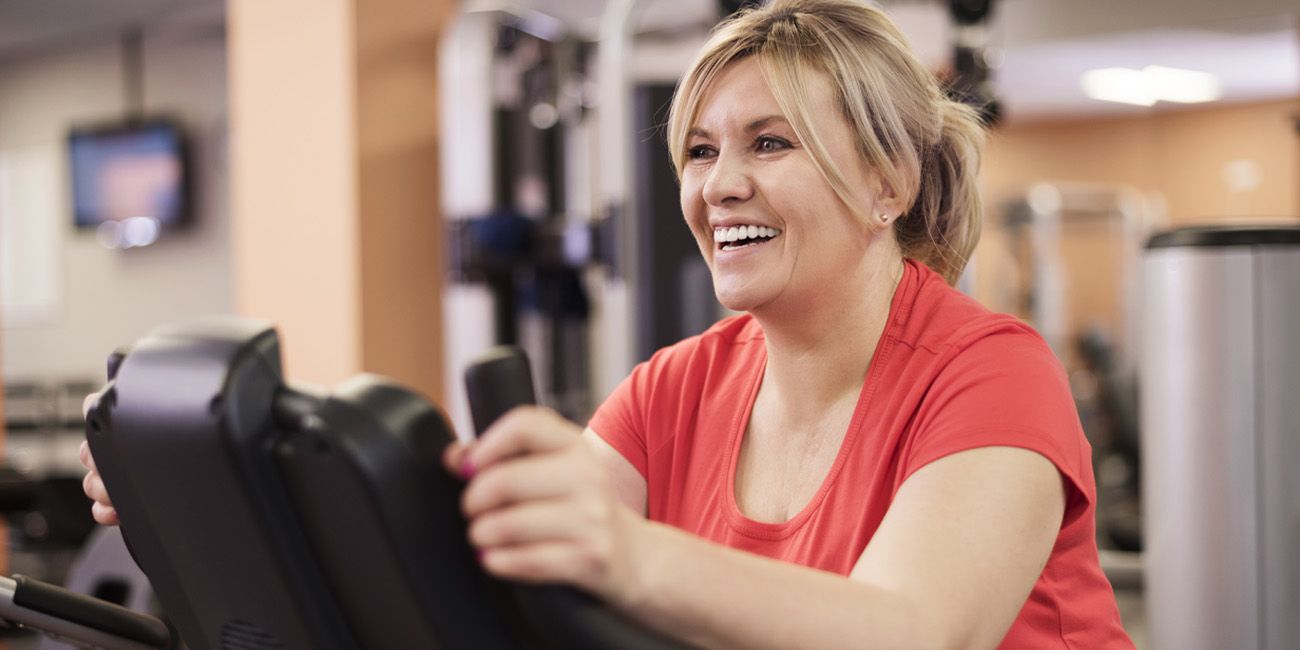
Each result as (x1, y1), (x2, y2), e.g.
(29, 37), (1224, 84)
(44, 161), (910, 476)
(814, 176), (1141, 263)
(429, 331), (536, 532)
(69, 119), (190, 246)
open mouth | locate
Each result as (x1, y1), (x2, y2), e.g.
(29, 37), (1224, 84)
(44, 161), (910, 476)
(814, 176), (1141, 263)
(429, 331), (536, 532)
(715, 225), (781, 252)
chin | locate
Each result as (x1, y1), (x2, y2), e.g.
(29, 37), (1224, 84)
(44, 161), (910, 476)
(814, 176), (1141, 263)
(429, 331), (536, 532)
(714, 286), (770, 314)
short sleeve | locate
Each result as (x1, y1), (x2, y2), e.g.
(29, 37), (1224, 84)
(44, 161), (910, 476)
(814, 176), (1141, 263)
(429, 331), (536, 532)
(901, 325), (1094, 512)
(588, 358), (655, 478)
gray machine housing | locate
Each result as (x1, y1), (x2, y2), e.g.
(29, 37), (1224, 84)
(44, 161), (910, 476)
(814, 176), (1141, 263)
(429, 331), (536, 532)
(1141, 224), (1300, 650)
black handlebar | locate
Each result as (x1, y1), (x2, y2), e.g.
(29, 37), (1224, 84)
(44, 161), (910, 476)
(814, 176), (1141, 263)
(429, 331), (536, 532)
(463, 347), (693, 650)
(0, 574), (172, 650)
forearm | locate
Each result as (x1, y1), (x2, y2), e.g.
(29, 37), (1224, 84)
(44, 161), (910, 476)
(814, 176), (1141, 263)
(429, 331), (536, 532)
(616, 518), (944, 650)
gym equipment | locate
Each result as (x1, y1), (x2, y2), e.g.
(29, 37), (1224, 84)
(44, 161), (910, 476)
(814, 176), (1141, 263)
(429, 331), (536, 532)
(463, 346), (687, 650)
(998, 183), (1161, 557)
(438, 0), (717, 438)
(1142, 223), (1300, 650)
(0, 464), (168, 649)
(0, 573), (171, 649)
(51, 317), (689, 649)
(35, 527), (160, 650)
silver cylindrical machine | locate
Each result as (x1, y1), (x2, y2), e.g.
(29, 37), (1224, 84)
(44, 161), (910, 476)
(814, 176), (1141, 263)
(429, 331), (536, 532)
(1141, 224), (1300, 650)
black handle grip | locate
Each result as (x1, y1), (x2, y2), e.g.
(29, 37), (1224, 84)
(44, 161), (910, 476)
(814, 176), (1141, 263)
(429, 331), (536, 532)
(462, 348), (692, 650)
(464, 346), (537, 436)
(12, 574), (172, 648)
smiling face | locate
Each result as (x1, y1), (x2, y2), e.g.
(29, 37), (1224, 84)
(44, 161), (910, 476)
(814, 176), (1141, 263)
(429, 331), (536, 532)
(680, 57), (892, 316)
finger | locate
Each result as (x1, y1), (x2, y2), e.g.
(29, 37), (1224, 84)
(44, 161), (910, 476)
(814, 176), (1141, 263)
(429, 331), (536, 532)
(468, 499), (587, 549)
(442, 441), (472, 478)
(469, 406), (577, 469)
(462, 451), (583, 517)
(82, 471), (113, 507)
(79, 440), (97, 472)
(91, 502), (119, 526)
(480, 541), (600, 588)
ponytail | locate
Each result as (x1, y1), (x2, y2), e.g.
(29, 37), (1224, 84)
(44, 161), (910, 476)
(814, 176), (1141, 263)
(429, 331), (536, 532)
(896, 100), (986, 285)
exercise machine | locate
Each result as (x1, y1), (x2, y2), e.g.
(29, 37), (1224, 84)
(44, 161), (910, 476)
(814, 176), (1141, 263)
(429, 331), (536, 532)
(0, 317), (690, 649)
(1142, 223), (1300, 650)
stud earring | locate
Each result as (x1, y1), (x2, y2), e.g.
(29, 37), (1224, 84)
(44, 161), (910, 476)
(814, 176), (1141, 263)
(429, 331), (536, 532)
(879, 213), (891, 224)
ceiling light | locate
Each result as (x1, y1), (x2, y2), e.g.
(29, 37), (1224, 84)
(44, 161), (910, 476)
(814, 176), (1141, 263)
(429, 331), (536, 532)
(1082, 68), (1156, 106)
(1081, 65), (1221, 106)
(1144, 65), (1222, 103)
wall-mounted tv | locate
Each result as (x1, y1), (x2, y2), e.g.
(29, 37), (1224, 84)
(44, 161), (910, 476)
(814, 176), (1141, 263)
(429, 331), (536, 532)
(69, 118), (191, 247)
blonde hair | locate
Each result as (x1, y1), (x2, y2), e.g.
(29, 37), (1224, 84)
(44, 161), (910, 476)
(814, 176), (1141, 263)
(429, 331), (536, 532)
(667, 0), (985, 284)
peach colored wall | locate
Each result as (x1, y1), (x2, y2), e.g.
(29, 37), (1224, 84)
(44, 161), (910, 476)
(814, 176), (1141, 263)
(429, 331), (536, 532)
(228, 0), (449, 398)
(228, 0), (361, 386)
(356, 0), (451, 402)
(1151, 103), (1299, 220)
(983, 99), (1300, 221)
(974, 98), (1299, 363)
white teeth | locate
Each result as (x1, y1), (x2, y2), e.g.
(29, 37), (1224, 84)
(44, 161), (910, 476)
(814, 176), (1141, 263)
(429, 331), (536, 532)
(713, 224), (782, 246)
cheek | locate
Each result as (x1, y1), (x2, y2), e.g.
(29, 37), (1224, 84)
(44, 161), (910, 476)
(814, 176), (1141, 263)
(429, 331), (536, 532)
(682, 199), (721, 261)
(679, 179), (707, 228)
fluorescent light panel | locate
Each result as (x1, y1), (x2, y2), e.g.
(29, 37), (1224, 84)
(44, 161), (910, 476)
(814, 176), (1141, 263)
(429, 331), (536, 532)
(1082, 67), (1156, 106)
(1145, 66), (1222, 103)
(1081, 65), (1222, 106)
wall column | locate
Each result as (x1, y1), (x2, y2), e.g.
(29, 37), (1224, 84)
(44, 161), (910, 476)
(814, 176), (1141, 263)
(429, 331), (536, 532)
(228, 0), (452, 400)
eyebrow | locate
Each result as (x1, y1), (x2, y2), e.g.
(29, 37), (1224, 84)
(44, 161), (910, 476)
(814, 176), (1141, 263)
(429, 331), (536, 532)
(687, 115), (790, 140)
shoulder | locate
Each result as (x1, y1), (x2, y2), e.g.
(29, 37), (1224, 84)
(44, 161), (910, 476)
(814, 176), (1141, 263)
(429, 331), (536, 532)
(895, 259), (1053, 365)
(676, 312), (765, 353)
(890, 261), (1085, 480)
(598, 313), (762, 424)
(634, 313), (764, 380)
(588, 314), (762, 476)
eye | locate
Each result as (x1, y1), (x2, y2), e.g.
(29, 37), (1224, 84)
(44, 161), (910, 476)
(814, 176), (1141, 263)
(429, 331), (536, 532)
(755, 135), (791, 153)
(687, 145), (717, 161)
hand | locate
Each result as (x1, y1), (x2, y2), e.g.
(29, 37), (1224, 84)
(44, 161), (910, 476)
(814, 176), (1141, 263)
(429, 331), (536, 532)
(443, 406), (645, 606)
(80, 393), (119, 526)
(80, 440), (118, 525)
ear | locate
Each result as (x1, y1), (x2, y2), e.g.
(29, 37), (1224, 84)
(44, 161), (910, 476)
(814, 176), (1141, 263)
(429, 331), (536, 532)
(871, 173), (907, 220)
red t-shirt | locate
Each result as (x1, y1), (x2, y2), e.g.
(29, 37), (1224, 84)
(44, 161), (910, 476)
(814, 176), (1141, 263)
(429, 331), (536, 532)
(589, 259), (1133, 648)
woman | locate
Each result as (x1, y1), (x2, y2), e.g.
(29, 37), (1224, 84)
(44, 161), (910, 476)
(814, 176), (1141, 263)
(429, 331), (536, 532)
(84, 1), (1134, 647)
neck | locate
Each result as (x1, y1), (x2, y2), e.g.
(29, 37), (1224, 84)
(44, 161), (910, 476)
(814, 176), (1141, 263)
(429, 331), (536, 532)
(751, 244), (906, 420)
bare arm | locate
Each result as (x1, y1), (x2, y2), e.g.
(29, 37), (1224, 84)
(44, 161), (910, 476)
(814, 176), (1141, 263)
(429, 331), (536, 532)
(455, 409), (1064, 649)
(619, 446), (1065, 649)
(582, 427), (647, 516)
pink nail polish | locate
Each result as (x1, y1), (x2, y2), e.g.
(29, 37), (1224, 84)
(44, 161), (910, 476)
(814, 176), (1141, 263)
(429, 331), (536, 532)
(459, 460), (477, 479)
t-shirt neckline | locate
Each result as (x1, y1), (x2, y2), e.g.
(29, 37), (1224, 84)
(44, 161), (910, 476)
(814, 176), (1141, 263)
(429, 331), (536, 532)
(721, 259), (922, 540)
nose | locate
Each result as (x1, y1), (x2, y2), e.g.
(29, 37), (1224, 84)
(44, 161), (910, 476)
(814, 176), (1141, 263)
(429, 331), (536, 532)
(701, 150), (754, 206)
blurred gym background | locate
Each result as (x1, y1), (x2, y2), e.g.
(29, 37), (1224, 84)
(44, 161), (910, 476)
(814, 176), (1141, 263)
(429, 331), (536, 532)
(0, 0), (1296, 648)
